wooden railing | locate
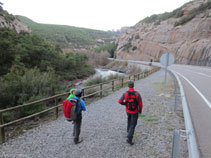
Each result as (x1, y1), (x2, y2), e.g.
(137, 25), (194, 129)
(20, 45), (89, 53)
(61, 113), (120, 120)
(0, 67), (160, 143)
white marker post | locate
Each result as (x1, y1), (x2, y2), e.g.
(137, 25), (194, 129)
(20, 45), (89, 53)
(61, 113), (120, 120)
(160, 53), (174, 92)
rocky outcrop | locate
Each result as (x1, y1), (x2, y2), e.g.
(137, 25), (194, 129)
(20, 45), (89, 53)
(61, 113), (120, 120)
(0, 7), (31, 33)
(115, 0), (211, 66)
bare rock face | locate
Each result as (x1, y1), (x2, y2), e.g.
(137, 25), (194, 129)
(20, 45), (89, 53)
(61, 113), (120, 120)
(115, 0), (211, 66)
(0, 7), (31, 33)
(0, 16), (31, 33)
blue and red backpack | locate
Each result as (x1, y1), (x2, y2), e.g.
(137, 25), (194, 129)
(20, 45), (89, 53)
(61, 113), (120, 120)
(63, 98), (78, 121)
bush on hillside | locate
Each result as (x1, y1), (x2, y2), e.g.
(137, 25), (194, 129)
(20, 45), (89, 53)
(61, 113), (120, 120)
(0, 67), (58, 111)
(174, 1), (211, 26)
(0, 28), (95, 115)
(95, 43), (117, 58)
(88, 51), (110, 66)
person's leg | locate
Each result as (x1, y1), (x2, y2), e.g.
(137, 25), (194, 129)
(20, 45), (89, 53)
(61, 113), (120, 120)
(74, 114), (82, 143)
(127, 113), (131, 133)
(127, 113), (138, 144)
(73, 121), (76, 136)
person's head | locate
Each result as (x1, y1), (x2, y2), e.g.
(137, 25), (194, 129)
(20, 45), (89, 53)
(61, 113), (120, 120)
(75, 89), (82, 97)
(128, 80), (134, 88)
(70, 89), (75, 95)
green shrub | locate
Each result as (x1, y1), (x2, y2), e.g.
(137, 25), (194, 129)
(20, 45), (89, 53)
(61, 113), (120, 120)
(85, 76), (105, 86)
(0, 68), (58, 110)
(85, 88), (99, 97)
(175, 1), (211, 26)
(95, 43), (117, 58)
(132, 46), (137, 51)
(106, 74), (123, 80)
(141, 1), (194, 24)
(122, 61), (128, 66)
(123, 42), (132, 52)
(135, 35), (140, 40)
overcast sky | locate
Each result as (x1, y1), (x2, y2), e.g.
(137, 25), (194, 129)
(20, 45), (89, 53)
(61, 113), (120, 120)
(1, 0), (191, 31)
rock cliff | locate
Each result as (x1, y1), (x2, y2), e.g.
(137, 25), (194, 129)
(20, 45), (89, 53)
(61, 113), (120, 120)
(115, 0), (211, 66)
(0, 6), (30, 33)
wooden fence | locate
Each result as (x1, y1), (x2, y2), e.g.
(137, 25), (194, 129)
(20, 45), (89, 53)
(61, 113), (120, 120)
(0, 67), (160, 143)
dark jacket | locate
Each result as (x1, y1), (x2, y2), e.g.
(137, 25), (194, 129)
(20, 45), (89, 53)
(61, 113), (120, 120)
(118, 88), (143, 114)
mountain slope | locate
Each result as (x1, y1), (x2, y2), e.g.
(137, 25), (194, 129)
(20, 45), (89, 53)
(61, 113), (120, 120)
(16, 15), (118, 49)
(0, 6), (30, 33)
(115, 0), (211, 66)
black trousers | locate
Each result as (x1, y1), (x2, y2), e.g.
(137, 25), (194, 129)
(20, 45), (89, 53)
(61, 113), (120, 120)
(73, 114), (82, 142)
(127, 112), (138, 141)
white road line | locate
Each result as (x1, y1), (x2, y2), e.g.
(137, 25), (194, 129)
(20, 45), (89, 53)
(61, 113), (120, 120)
(185, 69), (211, 78)
(176, 72), (211, 110)
(177, 65), (211, 72)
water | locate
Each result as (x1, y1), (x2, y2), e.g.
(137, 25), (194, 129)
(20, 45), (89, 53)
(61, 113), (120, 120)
(93, 68), (124, 78)
(75, 68), (124, 89)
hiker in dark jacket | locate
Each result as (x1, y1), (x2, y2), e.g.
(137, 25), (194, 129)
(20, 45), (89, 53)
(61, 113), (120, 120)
(118, 80), (143, 145)
(71, 89), (86, 144)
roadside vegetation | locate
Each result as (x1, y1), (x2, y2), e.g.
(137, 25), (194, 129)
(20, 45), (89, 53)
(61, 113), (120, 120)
(0, 28), (95, 118)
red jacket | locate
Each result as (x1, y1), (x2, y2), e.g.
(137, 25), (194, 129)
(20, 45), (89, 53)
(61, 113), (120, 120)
(118, 88), (143, 114)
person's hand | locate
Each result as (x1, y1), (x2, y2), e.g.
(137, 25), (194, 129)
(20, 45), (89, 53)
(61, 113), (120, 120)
(122, 101), (127, 105)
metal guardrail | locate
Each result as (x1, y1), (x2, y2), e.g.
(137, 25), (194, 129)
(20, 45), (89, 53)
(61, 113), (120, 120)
(170, 69), (199, 158)
(0, 67), (160, 143)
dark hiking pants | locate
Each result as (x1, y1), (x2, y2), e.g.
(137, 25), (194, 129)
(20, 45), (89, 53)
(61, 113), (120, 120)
(73, 114), (82, 142)
(127, 112), (138, 141)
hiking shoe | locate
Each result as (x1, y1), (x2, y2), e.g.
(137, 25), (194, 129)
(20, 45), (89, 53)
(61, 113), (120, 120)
(74, 138), (83, 144)
(126, 139), (134, 145)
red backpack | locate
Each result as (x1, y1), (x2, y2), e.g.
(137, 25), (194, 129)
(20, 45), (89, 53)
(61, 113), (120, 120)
(63, 98), (78, 121)
(125, 91), (138, 111)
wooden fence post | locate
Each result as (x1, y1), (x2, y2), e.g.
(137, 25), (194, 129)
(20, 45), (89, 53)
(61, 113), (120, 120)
(129, 76), (131, 81)
(138, 74), (140, 80)
(134, 75), (136, 81)
(82, 89), (85, 101)
(112, 81), (114, 92)
(0, 112), (5, 143)
(55, 98), (58, 119)
(100, 83), (103, 98)
(121, 78), (124, 88)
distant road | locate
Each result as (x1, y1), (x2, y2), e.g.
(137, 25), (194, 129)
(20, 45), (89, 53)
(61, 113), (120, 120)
(169, 64), (211, 158)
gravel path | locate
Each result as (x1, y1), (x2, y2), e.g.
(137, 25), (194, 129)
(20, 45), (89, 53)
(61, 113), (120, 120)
(0, 70), (188, 158)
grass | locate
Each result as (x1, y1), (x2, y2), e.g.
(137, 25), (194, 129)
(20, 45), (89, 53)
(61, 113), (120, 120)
(139, 114), (146, 118)
(144, 115), (158, 123)
(152, 80), (174, 93)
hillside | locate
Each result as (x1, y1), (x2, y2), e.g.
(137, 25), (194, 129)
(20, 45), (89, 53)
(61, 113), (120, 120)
(0, 5), (30, 33)
(16, 15), (118, 49)
(115, 0), (211, 66)
(0, 6), (95, 113)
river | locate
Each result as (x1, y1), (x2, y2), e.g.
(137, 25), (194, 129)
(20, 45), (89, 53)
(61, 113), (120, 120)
(75, 68), (124, 88)
(93, 68), (124, 78)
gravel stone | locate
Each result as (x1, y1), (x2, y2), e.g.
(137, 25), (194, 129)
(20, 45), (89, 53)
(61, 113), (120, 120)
(0, 70), (188, 158)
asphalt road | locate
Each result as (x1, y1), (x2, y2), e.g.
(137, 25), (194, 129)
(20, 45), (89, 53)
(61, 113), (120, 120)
(169, 65), (211, 158)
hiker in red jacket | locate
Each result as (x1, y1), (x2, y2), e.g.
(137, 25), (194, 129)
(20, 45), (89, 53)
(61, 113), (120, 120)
(118, 80), (143, 145)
